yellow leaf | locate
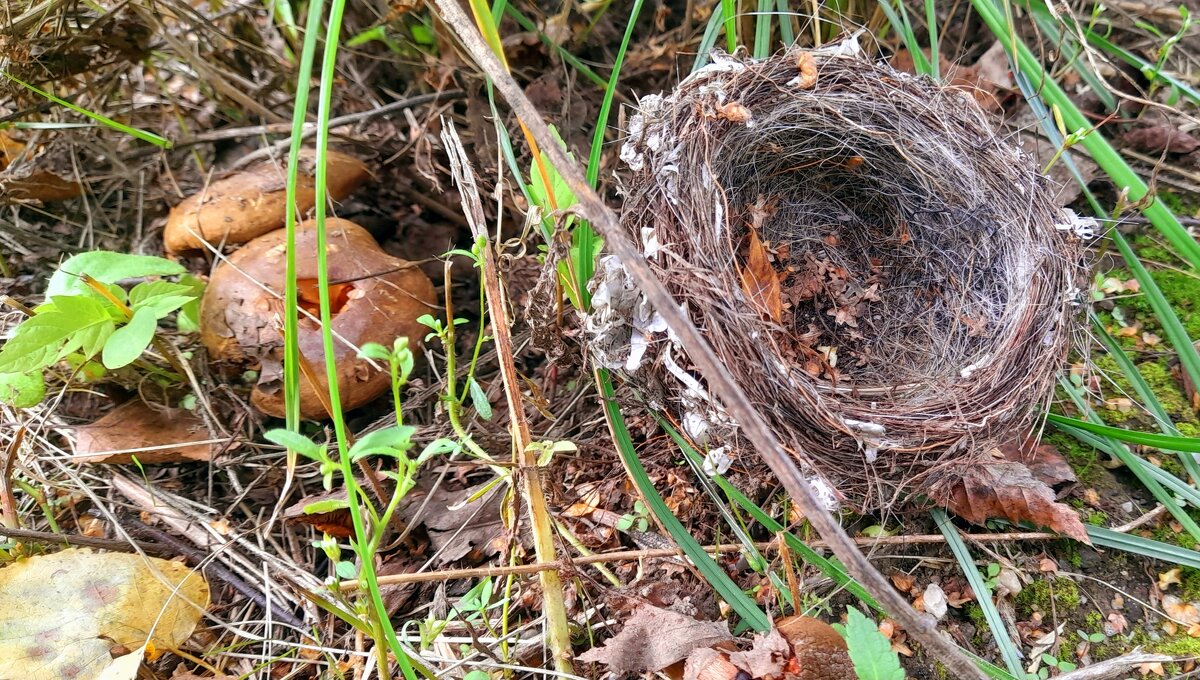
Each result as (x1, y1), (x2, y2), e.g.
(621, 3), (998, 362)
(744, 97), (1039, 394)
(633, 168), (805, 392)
(739, 228), (782, 323)
(0, 549), (209, 679)
(1159, 568), (1183, 591)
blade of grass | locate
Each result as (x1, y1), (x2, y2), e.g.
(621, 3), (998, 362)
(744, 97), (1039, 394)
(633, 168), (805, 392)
(663, 417), (884, 612)
(597, 369), (771, 631)
(1046, 413), (1200, 452)
(311, 4), (419, 677)
(1083, 30), (1200, 106)
(934, 509), (1025, 678)
(1, 72), (171, 148)
(877, 0), (933, 75)
(753, 0), (775, 58)
(775, 0), (795, 45)
(972, 0), (1200, 269)
(1091, 314), (1178, 436)
(924, 0), (940, 80)
(1087, 525), (1200, 568)
(721, 0), (738, 53)
(694, 8), (729, 71)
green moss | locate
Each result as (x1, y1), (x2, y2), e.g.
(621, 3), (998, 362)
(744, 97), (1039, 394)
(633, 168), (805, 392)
(1083, 611), (1104, 631)
(1089, 352), (1196, 425)
(1046, 432), (1102, 486)
(1151, 634), (1200, 658)
(964, 604), (987, 646)
(1118, 268), (1200, 339)
(1085, 511), (1109, 526)
(1159, 189), (1200, 219)
(1178, 568), (1200, 602)
(1016, 577), (1081, 616)
(1152, 521), (1200, 550)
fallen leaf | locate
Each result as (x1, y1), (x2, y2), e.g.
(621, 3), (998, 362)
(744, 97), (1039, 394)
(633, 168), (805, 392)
(1140, 661), (1165, 676)
(0, 549), (209, 679)
(717, 102), (752, 124)
(728, 629), (789, 678)
(1123, 125), (1200, 155)
(1106, 611), (1128, 635)
(74, 400), (215, 464)
(684, 649), (739, 680)
(1163, 595), (1200, 625)
(740, 227), (783, 323)
(890, 572), (915, 594)
(929, 461), (1089, 543)
(1159, 568), (1183, 591)
(406, 480), (505, 563)
(579, 605), (733, 675)
(0, 131), (83, 204)
(997, 437), (1076, 487)
(794, 51), (818, 89)
(1039, 557), (1059, 574)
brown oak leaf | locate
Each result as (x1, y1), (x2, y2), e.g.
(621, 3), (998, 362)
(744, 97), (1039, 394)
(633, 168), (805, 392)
(740, 227), (783, 323)
(929, 461), (1089, 543)
(578, 605), (733, 675)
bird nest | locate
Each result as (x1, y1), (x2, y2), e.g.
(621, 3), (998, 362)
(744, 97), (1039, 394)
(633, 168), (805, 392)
(588, 45), (1086, 510)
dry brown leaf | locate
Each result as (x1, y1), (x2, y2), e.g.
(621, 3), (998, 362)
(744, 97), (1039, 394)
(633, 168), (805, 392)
(728, 629), (789, 679)
(740, 227), (783, 323)
(997, 437), (1076, 487)
(1106, 611), (1128, 635)
(794, 52), (817, 89)
(929, 460), (1089, 543)
(890, 572), (916, 594)
(1159, 568), (1183, 591)
(1164, 595), (1200, 625)
(1123, 125), (1200, 155)
(717, 102), (752, 124)
(1039, 558), (1059, 574)
(74, 400), (215, 464)
(578, 605), (733, 675)
(1141, 661), (1166, 676)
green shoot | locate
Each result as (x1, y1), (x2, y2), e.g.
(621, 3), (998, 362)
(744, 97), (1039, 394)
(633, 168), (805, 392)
(1, 72), (171, 148)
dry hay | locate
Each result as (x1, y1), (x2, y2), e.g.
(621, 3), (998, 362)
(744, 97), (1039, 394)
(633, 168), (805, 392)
(588, 44), (1086, 511)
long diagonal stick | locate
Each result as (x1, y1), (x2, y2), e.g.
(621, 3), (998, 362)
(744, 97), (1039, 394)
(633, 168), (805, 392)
(430, 1), (990, 676)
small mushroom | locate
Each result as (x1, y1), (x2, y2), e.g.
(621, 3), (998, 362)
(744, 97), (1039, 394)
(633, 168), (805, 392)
(776, 615), (855, 679)
(163, 149), (369, 253)
(200, 218), (435, 419)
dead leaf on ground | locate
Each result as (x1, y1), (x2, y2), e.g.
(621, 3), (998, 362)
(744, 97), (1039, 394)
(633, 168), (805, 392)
(73, 400), (216, 464)
(403, 479), (506, 563)
(1163, 595), (1200, 625)
(0, 131), (83, 204)
(578, 604), (733, 675)
(1160, 568), (1183, 591)
(1122, 125), (1200, 155)
(929, 460), (1089, 543)
(728, 629), (789, 679)
(0, 549), (209, 679)
(997, 437), (1076, 487)
(740, 225), (783, 323)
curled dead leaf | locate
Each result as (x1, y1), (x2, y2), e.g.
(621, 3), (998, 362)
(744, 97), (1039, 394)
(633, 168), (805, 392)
(739, 227), (783, 323)
(794, 52), (818, 89)
(929, 460), (1089, 543)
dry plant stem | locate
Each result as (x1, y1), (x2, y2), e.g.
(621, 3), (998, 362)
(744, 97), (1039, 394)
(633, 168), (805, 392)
(342, 530), (1068, 589)
(1, 427), (23, 530)
(431, 3), (986, 675)
(1054, 651), (1172, 680)
(442, 126), (574, 674)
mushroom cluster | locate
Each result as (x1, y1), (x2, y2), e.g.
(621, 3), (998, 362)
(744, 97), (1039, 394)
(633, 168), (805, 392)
(168, 150), (436, 419)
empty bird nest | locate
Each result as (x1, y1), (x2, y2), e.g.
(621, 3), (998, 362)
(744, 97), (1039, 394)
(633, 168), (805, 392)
(587, 44), (1087, 512)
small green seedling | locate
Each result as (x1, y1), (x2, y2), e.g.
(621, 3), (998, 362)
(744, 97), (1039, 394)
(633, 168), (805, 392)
(617, 499), (651, 533)
(0, 251), (203, 407)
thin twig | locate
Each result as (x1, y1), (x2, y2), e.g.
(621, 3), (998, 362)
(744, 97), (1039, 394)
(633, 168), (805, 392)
(429, 4), (988, 676)
(342, 530), (1078, 589)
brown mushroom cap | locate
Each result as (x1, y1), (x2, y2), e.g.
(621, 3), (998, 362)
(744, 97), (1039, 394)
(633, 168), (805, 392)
(776, 615), (855, 680)
(200, 218), (435, 419)
(163, 149), (369, 254)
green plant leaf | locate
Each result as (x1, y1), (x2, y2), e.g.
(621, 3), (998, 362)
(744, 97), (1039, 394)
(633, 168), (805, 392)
(335, 561), (358, 579)
(0, 371), (45, 408)
(101, 306), (157, 369)
(175, 274), (205, 334)
(0, 297), (109, 373)
(467, 377), (493, 421)
(358, 342), (393, 362)
(46, 252), (186, 298)
(263, 429), (327, 461)
(417, 438), (460, 464)
(348, 426), (416, 462)
(304, 498), (351, 514)
(128, 281), (198, 319)
(1046, 413), (1200, 452)
(837, 608), (906, 680)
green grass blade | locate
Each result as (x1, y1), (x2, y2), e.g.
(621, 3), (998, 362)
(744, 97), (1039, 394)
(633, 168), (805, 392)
(1020, 0), (1117, 111)
(661, 416), (884, 612)
(694, 8), (728, 71)
(775, 0), (795, 45)
(1091, 314), (1178, 436)
(924, 0), (940, 80)
(877, 0), (933, 75)
(1087, 525), (1200, 568)
(753, 0), (774, 58)
(312, 4), (419, 676)
(1108, 228), (1200, 398)
(971, 0), (1200, 269)
(1046, 414), (1200, 452)
(1083, 31), (1200, 106)
(598, 370), (771, 631)
(934, 510), (1024, 678)
(1, 72), (171, 148)
(721, 0), (738, 53)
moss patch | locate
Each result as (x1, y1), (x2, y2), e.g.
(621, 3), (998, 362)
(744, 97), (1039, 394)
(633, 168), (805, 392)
(1047, 431), (1102, 486)
(1016, 576), (1081, 616)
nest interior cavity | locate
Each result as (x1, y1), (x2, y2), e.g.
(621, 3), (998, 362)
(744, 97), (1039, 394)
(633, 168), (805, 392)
(594, 45), (1084, 509)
